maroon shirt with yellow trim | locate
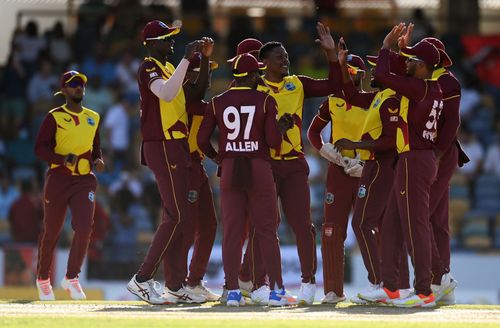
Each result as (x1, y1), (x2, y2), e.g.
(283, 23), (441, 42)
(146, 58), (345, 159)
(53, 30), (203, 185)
(432, 68), (461, 154)
(187, 99), (207, 161)
(138, 58), (188, 141)
(374, 49), (443, 153)
(197, 87), (281, 161)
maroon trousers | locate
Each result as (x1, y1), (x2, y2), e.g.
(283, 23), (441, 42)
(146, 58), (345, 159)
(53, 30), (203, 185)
(272, 158), (317, 284)
(429, 145), (458, 284)
(381, 150), (437, 296)
(221, 157), (283, 290)
(137, 140), (190, 290)
(239, 226), (267, 288)
(172, 159), (218, 287)
(322, 163), (359, 296)
(37, 171), (97, 280)
(351, 158), (410, 289)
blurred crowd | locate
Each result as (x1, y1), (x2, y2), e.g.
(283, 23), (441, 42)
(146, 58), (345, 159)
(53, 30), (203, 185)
(0, 1), (499, 280)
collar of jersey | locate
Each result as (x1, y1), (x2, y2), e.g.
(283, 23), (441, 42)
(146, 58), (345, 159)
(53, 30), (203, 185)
(431, 67), (447, 80)
(262, 77), (286, 93)
(62, 104), (84, 116)
(146, 56), (172, 76)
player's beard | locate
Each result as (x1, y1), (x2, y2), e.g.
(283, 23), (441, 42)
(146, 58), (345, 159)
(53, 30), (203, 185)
(71, 95), (83, 103)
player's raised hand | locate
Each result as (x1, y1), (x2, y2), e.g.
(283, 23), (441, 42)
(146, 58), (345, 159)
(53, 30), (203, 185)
(338, 37), (349, 67)
(398, 22), (414, 49)
(315, 22), (337, 60)
(201, 37), (214, 57)
(382, 23), (406, 50)
(184, 40), (203, 60)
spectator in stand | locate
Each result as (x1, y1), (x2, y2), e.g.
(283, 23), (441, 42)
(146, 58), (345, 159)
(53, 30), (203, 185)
(115, 50), (141, 99)
(47, 22), (72, 71)
(104, 93), (132, 170)
(82, 76), (113, 115)
(483, 133), (500, 178)
(27, 58), (59, 105)
(13, 20), (47, 77)
(8, 179), (43, 244)
(0, 173), (19, 222)
(81, 42), (116, 87)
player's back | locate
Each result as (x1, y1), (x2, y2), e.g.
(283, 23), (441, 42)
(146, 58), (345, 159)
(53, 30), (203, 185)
(212, 88), (280, 160)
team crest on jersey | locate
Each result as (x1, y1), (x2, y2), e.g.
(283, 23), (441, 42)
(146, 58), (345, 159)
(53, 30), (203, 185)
(358, 185), (367, 198)
(324, 227), (333, 237)
(373, 98), (381, 108)
(187, 190), (198, 203)
(88, 191), (95, 202)
(87, 117), (95, 126)
(325, 192), (334, 204)
(390, 116), (399, 122)
(284, 82), (296, 91)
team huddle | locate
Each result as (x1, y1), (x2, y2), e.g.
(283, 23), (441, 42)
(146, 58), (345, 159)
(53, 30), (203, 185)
(34, 19), (467, 308)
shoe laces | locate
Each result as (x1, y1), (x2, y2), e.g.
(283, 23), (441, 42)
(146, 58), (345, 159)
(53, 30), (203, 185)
(38, 280), (52, 295)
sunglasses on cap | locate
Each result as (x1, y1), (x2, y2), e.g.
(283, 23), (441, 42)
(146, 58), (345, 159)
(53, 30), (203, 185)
(65, 80), (85, 88)
(406, 57), (424, 63)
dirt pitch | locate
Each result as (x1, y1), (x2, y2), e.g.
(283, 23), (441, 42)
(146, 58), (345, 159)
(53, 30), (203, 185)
(1, 301), (500, 325)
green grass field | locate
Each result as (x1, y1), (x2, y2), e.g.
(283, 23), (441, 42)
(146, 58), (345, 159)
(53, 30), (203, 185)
(2, 301), (500, 328)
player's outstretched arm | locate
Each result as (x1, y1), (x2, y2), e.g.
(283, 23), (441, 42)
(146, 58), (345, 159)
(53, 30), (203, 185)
(185, 37), (214, 102)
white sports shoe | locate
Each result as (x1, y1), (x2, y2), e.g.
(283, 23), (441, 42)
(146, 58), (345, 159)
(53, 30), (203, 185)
(227, 290), (245, 307)
(351, 283), (380, 304)
(437, 289), (456, 305)
(358, 286), (410, 304)
(36, 278), (55, 301)
(251, 285), (270, 305)
(392, 291), (436, 308)
(321, 291), (346, 304)
(162, 286), (207, 304)
(298, 282), (316, 305)
(220, 286), (228, 303)
(431, 273), (458, 303)
(187, 282), (220, 302)
(61, 277), (86, 300)
(127, 274), (168, 305)
(238, 279), (253, 298)
(269, 288), (298, 307)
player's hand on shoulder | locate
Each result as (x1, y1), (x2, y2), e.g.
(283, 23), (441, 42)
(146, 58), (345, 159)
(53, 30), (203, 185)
(94, 158), (105, 173)
(277, 113), (294, 134)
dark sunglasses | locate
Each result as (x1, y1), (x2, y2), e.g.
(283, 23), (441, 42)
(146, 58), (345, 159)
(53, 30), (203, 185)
(65, 80), (85, 88)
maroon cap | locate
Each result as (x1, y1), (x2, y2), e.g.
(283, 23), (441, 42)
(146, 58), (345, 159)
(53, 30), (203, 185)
(400, 40), (440, 67)
(54, 70), (87, 95)
(346, 54), (366, 73)
(232, 53), (265, 77)
(422, 37), (453, 68)
(187, 52), (219, 72)
(366, 54), (406, 76)
(228, 38), (263, 63)
(142, 20), (180, 42)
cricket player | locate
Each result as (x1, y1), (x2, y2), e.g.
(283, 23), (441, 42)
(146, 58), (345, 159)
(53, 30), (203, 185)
(255, 22), (339, 305)
(127, 20), (211, 305)
(359, 24), (443, 307)
(170, 52), (220, 301)
(307, 42), (369, 303)
(34, 70), (104, 301)
(334, 49), (411, 303)
(197, 53), (296, 307)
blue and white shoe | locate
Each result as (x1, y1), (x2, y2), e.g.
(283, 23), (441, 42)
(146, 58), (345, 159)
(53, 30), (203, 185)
(269, 288), (298, 307)
(226, 289), (245, 307)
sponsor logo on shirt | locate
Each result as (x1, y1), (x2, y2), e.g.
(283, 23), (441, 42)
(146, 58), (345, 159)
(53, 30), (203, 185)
(358, 185), (367, 198)
(390, 116), (399, 122)
(325, 192), (334, 204)
(87, 117), (95, 126)
(284, 82), (296, 91)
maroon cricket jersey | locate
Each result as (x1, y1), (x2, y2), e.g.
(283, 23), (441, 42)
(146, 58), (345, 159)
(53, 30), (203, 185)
(138, 57), (188, 141)
(432, 68), (461, 154)
(187, 99), (207, 161)
(197, 87), (282, 161)
(374, 49), (443, 153)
